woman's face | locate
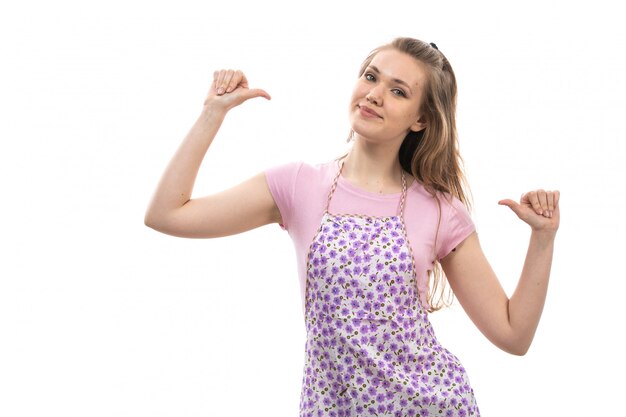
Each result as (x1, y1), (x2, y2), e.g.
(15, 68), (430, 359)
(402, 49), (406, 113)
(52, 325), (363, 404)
(349, 48), (428, 145)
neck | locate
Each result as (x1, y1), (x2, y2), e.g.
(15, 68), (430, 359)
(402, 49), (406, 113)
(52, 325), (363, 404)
(342, 137), (406, 194)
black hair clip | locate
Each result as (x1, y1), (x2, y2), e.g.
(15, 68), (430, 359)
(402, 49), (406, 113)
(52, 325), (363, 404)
(429, 42), (439, 50)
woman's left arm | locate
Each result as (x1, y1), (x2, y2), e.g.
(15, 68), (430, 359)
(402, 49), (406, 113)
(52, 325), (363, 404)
(440, 190), (560, 356)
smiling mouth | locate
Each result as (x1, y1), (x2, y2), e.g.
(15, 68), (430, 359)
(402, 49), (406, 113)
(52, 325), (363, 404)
(358, 105), (382, 119)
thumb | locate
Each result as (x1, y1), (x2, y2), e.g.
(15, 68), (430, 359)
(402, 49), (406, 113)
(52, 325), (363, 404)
(498, 198), (523, 216)
(241, 88), (271, 101)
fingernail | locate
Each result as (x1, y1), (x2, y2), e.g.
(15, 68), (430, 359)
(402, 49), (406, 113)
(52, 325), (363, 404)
(218, 88), (224, 95)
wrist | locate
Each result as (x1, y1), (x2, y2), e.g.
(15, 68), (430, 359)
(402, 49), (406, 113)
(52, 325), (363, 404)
(530, 229), (557, 245)
(199, 102), (228, 121)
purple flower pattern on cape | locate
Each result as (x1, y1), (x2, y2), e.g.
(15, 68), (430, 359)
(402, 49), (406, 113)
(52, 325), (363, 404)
(300, 213), (479, 416)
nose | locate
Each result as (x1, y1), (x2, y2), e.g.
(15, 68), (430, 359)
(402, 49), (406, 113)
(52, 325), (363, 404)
(366, 85), (383, 106)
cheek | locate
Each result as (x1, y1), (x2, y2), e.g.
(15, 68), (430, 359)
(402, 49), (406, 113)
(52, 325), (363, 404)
(351, 80), (368, 101)
(404, 100), (423, 121)
(349, 89), (359, 104)
(398, 106), (418, 122)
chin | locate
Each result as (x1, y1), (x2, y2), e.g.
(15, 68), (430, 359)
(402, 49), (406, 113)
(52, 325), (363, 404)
(352, 128), (407, 147)
(350, 119), (378, 138)
(352, 130), (385, 144)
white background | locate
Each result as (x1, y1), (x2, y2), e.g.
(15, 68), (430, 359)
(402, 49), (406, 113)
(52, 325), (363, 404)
(1, 0), (624, 416)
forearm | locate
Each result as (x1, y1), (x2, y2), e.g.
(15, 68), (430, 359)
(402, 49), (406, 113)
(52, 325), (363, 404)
(144, 105), (226, 225)
(507, 230), (556, 353)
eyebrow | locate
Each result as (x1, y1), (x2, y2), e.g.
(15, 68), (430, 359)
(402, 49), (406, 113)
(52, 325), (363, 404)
(368, 65), (414, 94)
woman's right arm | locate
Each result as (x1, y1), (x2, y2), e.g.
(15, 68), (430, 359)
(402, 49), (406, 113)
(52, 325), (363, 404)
(144, 70), (280, 238)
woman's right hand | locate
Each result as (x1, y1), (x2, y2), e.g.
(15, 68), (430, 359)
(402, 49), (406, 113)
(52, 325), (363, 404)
(145, 68), (280, 238)
(203, 69), (271, 112)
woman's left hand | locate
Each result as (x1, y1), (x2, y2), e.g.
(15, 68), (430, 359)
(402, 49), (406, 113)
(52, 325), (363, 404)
(498, 190), (560, 233)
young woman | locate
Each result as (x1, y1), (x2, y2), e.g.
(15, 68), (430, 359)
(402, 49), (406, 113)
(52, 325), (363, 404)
(145, 37), (559, 416)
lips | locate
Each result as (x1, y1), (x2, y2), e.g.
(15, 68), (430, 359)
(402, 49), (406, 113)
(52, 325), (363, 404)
(358, 104), (382, 119)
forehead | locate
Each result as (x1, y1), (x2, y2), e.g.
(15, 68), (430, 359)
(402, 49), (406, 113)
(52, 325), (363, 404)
(368, 48), (428, 88)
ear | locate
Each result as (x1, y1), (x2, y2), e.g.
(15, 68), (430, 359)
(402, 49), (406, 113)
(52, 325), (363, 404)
(410, 114), (426, 132)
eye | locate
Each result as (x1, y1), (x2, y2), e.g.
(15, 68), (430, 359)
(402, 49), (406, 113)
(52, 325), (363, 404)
(364, 73), (376, 82)
(391, 88), (407, 97)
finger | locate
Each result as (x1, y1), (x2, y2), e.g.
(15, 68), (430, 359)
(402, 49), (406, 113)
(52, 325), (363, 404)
(498, 199), (516, 207)
(212, 70), (220, 92)
(215, 70), (228, 95)
(241, 88), (272, 101)
(214, 70), (224, 94)
(536, 189), (549, 216)
(524, 191), (543, 215)
(226, 70), (243, 93)
(498, 199), (523, 217)
(217, 69), (234, 95)
(221, 69), (235, 94)
(546, 191), (555, 216)
(238, 72), (250, 89)
(553, 190), (560, 208)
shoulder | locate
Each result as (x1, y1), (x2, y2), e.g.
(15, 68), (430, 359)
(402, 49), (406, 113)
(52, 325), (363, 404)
(441, 192), (471, 220)
(404, 179), (474, 260)
(265, 159), (338, 186)
(408, 180), (470, 215)
(406, 180), (473, 241)
(264, 161), (304, 180)
(264, 160), (338, 231)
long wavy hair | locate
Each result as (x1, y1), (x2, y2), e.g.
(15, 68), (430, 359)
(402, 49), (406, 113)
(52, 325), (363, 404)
(355, 37), (472, 311)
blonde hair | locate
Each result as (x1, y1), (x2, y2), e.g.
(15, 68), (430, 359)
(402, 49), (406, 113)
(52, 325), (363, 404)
(357, 37), (472, 311)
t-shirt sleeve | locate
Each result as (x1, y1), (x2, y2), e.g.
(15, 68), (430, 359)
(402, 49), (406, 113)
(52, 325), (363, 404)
(436, 196), (476, 260)
(264, 162), (303, 231)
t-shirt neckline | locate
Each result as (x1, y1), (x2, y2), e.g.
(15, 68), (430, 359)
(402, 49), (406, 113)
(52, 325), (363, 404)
(337, 174), (416, 200)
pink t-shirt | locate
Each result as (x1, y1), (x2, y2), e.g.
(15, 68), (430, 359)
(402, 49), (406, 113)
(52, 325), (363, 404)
(265, 160), (475, 316)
